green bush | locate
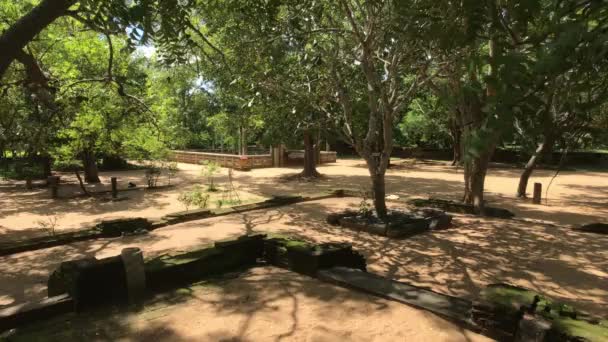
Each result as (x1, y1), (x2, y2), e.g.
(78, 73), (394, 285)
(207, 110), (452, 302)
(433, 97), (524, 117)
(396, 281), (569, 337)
(178, 185), (210, 211)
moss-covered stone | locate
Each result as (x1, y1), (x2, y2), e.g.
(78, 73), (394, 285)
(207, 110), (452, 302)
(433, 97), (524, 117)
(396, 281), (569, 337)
(548, 317), (608, 342)
(263, 237), (366, 276)
(474, 284), (608, 342)
(145, 235), (265, 293)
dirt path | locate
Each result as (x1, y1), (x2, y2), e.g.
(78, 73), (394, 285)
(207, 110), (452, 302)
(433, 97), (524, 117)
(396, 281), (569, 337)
(1, 159), (605, 240)
(8, 267), (492, 342)
(1, 198), (606, 318)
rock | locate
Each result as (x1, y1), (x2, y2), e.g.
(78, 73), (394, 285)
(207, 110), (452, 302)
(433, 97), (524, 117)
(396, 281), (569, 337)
(579, 223), (608, 235)
(386, 194), (399, 200)
(96, 218), (151, 237)
(47, 258), (97, 297)
(428, 214), (453, 230)
(514, 313), (552, 342)
(326, 210), (357, 225)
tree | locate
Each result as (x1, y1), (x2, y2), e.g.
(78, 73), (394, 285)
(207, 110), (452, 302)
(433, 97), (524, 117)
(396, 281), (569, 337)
(514, 0), (608, 197)
(0, 0), (221, 82)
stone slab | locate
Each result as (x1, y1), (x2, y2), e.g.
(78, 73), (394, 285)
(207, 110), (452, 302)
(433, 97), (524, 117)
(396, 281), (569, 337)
(318, 267), (472, 323)
(0, 294), (73, 332)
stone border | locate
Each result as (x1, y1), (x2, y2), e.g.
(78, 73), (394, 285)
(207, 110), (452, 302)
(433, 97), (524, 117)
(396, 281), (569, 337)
(0, 294), (73, 333)
(327, 210), (452, 238)
(0, 191), (347, 257)
(409, 198), (515, 219)
(0, 234), (366, 333)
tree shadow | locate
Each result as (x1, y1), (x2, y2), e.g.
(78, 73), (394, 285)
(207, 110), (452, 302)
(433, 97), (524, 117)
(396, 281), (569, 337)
(5, 266), (488, 341)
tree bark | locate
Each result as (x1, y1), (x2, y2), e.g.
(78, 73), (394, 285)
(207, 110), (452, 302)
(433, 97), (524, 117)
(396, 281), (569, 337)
(450, 116), (462, 166)
(40, 154), (52, 177)
(74, 170), (90, 196)
(463, 154), (492, 214)
(517, 134), (554, 198)
(301, 129), (320, 178)
(0, 0), (74, 80)
(239, 126), (248, 155)
(371, 171), (387, 219)
(82, 150), (100, 183)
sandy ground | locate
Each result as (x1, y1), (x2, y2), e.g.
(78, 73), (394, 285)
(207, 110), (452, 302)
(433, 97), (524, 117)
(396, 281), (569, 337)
(7, 267), (491, 342)
(1, 196), (607, 318)
(0, 159), (606, 339)
(0, 159), (606, 241)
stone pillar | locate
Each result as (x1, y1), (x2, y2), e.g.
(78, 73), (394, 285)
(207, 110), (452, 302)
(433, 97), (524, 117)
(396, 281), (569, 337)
(121, 248), (146, 306)
(532, 183), (542, 204)
(111, 177), (118, 199)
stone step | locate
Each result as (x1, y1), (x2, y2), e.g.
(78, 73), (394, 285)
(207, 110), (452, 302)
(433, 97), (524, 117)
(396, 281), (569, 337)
(318, 267), (473, 323)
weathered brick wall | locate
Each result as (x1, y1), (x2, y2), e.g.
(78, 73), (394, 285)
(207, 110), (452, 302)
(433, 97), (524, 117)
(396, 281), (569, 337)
(319, 151), (337, 163)
(285, 150), (337, 165)
(170, 150), (273, 169)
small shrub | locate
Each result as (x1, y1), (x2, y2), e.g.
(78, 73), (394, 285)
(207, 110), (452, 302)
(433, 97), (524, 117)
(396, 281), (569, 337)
(163, 161), (179, 185)
(358, 188), (374, 218)
(178, 185), (210, 211)
(145, 166), (162, 188)
(36, 215), (60, 236)
(200, 160), (220, 191)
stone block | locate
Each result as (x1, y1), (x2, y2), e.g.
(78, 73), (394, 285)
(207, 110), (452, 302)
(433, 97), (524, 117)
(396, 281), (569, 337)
(121, 248), (146, 305)
(96, 218), (151, 237)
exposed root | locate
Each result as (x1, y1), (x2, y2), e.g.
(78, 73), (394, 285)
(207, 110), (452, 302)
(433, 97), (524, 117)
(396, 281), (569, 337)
(280, 170), (325, 182)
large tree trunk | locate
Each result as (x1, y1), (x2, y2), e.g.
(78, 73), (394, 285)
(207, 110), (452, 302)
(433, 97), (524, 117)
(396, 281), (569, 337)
(0, 0), (73, 80)
(463, 153), (492, 214)
(301, 129), (320, 178)
(517, 134), (554, 198)
(82, 150), (100, 183)
(460, 88), (496, 214)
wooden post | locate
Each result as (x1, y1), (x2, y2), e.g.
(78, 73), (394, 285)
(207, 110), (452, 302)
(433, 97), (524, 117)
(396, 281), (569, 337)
(111, 177), (118, 199)
(47, 176), (59, 198)
(533, 183), (542, 204)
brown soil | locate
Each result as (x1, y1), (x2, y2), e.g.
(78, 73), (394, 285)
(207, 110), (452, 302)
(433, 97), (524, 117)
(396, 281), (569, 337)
(8, 267), (492, 342)
(2, 159), (605, 239)
(1, 158), (606, 339)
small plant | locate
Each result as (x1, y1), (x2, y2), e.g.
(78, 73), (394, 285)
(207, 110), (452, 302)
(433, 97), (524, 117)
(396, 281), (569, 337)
(178, 185), (210, 211)
(200, 160), (220, 191)
(36, 215), (60, 236)
(358, 188), (374, 218)
(164, 161), (179, 185)
(145, 166), (162, 188)
(216, 199), (223, 209)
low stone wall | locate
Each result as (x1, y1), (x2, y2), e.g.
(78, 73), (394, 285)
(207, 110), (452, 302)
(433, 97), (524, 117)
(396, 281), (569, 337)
(285, 150), (338, 165)
(171, 149), (338, 168)
(170, 150), (273, 169)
